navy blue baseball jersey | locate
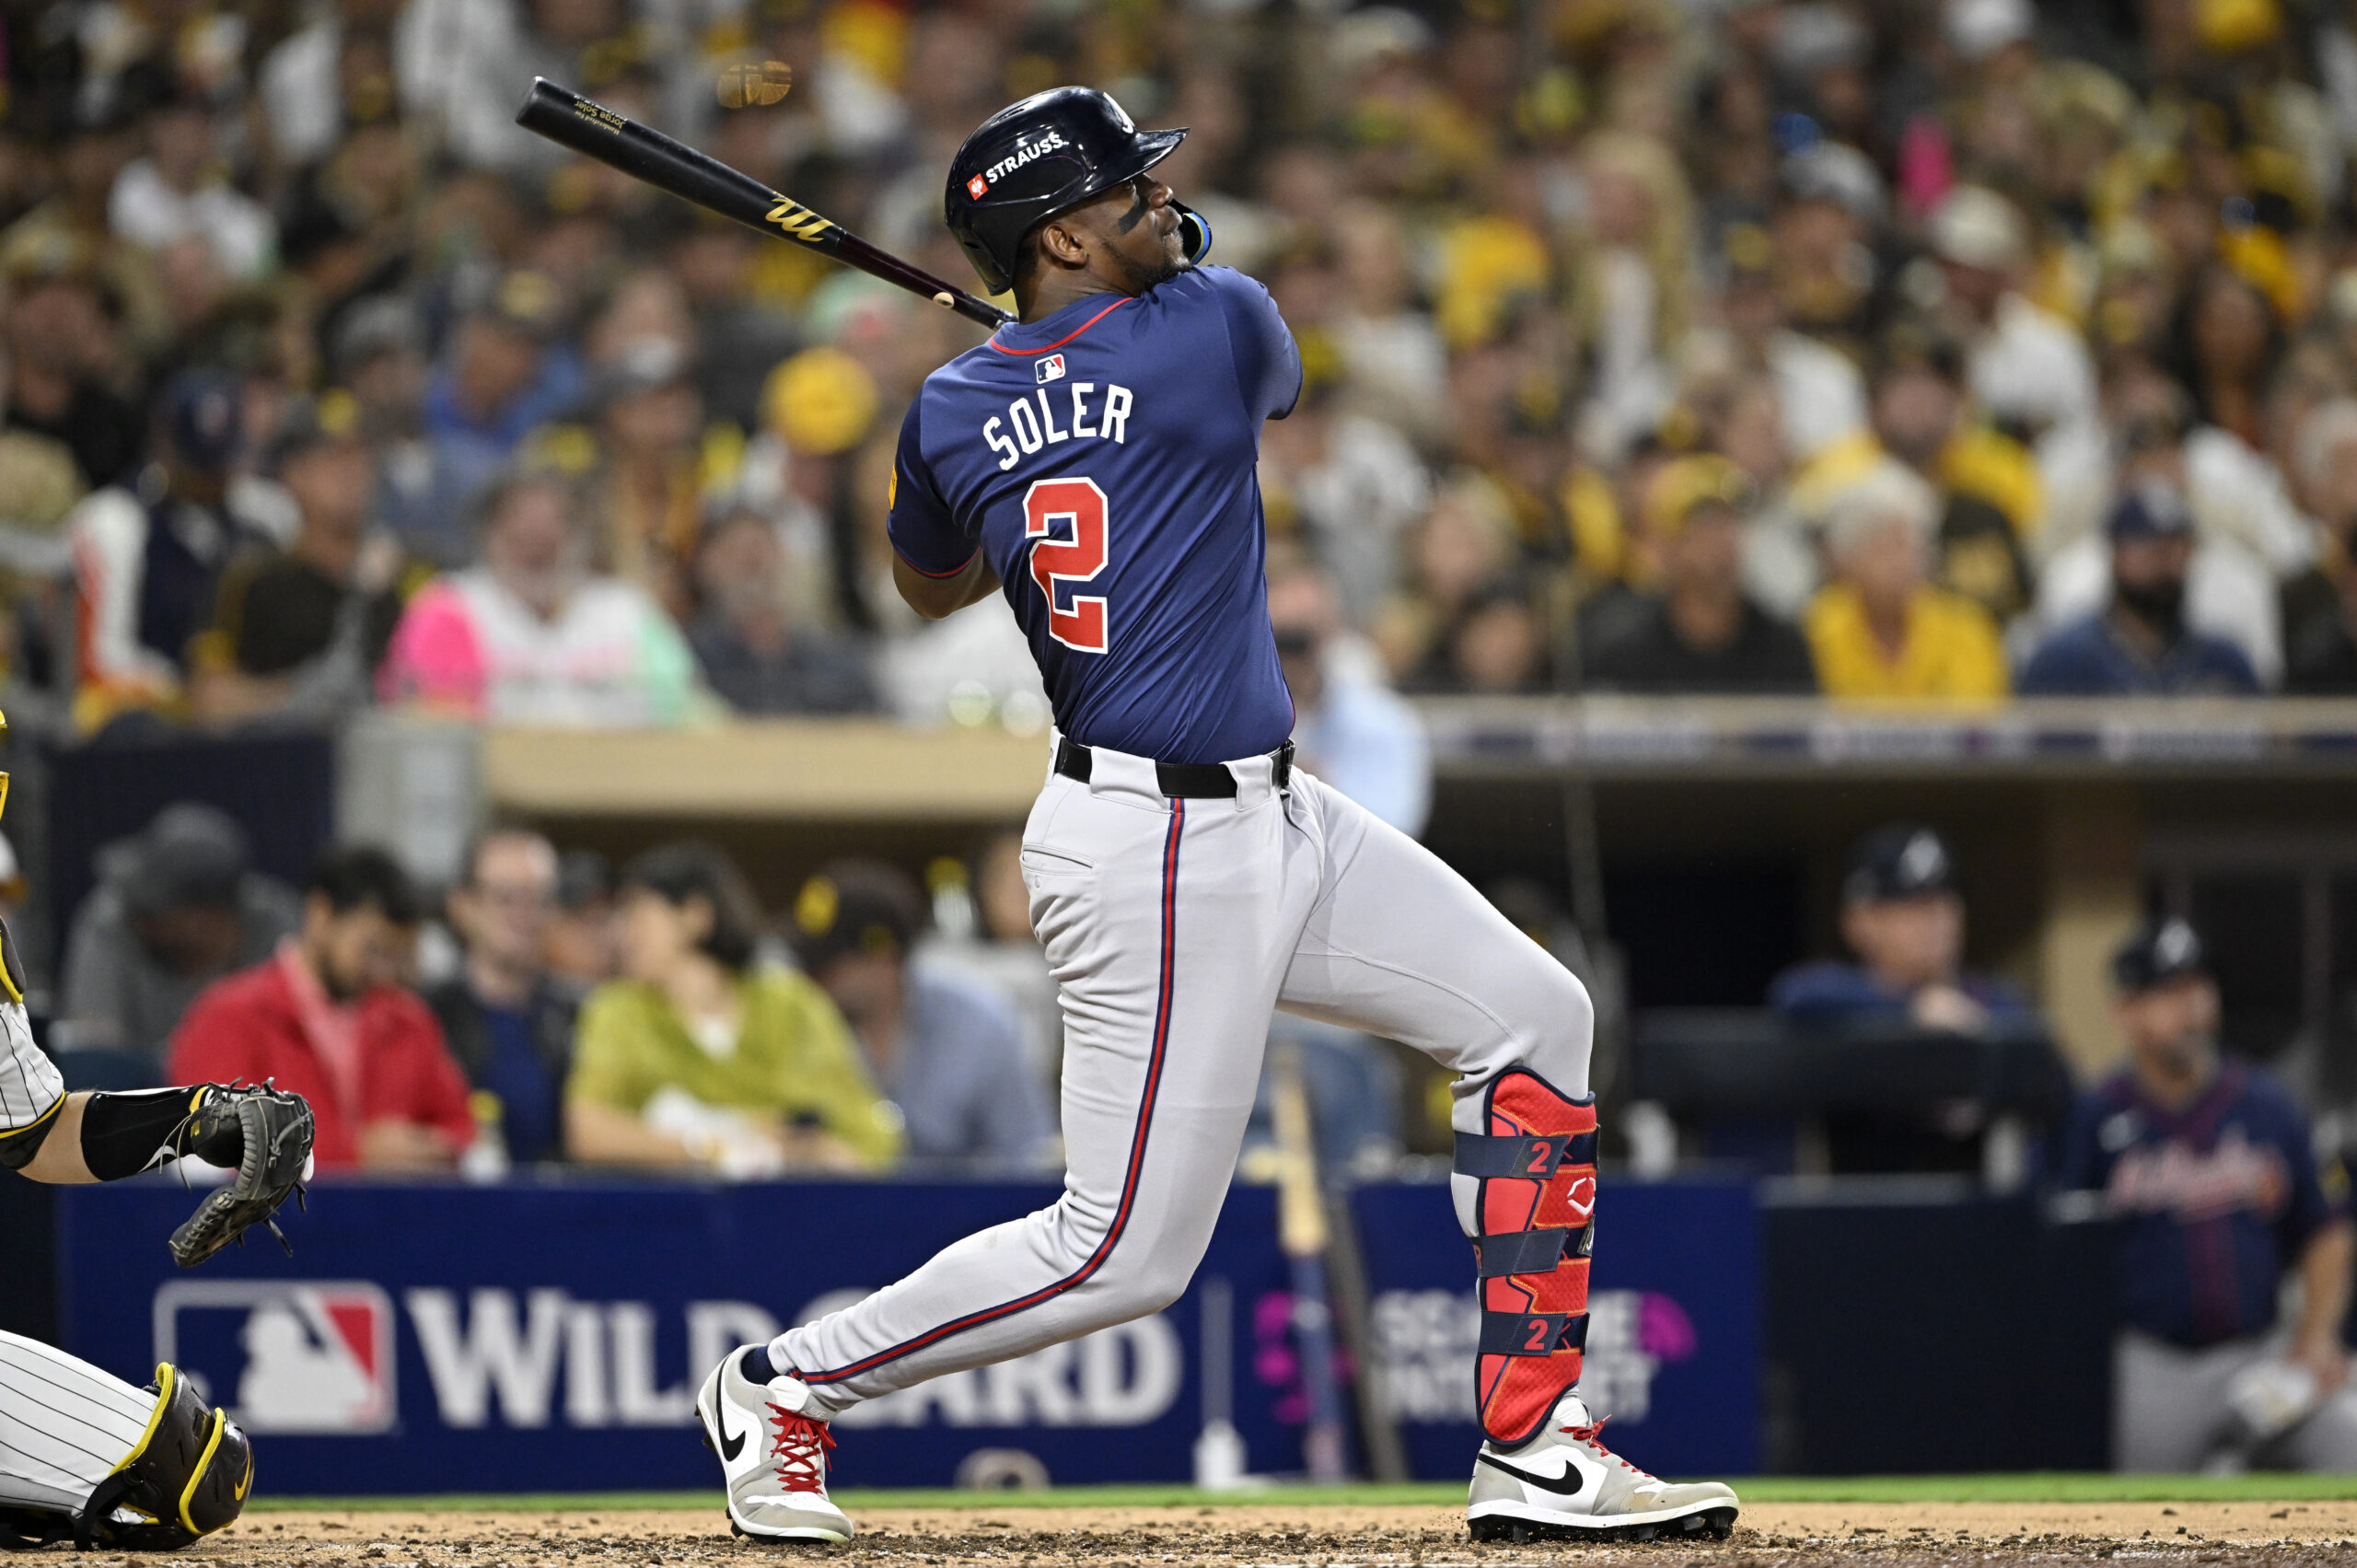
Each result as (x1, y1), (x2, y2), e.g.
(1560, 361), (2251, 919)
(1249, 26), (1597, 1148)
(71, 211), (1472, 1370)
(2060, 1062), (2345, 1347)
(888, 265), (1301, 765)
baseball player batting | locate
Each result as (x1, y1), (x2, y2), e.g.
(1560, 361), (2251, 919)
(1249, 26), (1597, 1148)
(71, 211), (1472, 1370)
(0, 757), (313, 1548)
(693, 87), (1738, 1546)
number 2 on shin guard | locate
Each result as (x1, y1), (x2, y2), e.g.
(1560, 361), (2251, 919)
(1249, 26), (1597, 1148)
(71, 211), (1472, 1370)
(1457, 1067), (1597, 1446)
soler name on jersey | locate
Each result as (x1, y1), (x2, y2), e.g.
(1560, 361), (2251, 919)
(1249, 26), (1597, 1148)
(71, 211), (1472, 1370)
(981, 383), (1134, 472)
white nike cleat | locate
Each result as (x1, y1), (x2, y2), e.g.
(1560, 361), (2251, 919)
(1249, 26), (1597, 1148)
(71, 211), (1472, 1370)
(1467, 1391), (1738, 1543)
(695, 1347), (853, 1543)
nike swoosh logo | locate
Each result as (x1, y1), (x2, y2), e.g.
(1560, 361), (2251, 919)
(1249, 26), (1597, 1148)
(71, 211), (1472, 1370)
(715, 1408), (748, 1463)
(234, 1456), (252, 1502)
(1478, 1452), (1585, 1496)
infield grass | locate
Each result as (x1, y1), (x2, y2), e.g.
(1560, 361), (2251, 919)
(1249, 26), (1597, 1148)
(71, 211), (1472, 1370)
(245, 1473), (2357, 1512)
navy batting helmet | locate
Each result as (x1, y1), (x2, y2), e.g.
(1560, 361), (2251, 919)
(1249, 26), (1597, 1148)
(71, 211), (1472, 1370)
(945, 86), (1212, 296)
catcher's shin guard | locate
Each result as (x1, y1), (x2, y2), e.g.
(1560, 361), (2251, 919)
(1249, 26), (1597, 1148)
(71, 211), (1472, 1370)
(1458, 1067), (1596, 1448)
(75, 1364), (252, 1550)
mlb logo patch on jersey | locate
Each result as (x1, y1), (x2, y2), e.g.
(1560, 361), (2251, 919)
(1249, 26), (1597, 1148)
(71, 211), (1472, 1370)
(154, 1279), (396, 1434)
(1037, 354), (1067, 384)
(967, 175), (988, 200)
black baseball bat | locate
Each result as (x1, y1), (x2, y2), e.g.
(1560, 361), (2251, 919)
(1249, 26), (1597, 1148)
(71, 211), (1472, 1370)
(515, 77), (1014, 330)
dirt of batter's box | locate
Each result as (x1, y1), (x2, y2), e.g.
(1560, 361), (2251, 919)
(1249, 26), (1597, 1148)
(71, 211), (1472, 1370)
(57, 1502), (2357, 1567)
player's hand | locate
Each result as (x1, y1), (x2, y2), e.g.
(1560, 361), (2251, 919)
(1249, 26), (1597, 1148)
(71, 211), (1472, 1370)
(1910, 984), (1990, 1035)
(2291, 1338), (2351, 1396)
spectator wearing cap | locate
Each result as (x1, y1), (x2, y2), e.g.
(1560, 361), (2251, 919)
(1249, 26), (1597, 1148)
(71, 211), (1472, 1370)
(1924, 185), (2102, 475)
(56, 803), (304, 1067)
(2034, 363), (2288, 683)
(792, 862), (1056, 1173)
(377, 469), (709, 726)
(544, 849), (620, 987)
(168, 846), (475, 1172)
(1582, 455), (1817, 695)
(191, 398), (407, 727)
(424, 830), (578, 1166)
(716, 347), (877, 648)
(422, 271), (585, 508)
(2060, 920), (2357, 1472)
(67, 369), (262, 725)
(1803, 460), (2010, 701)
(1770, 824), (2038, 1035)
(686, 506), (877, 717)
(2017, 486), (2261, 695)
(918, 832), (1062, 1082)
(566, 842), (900, 1176)
(1266, 561), (1430, 836)
(1767, 140), (1887, 361)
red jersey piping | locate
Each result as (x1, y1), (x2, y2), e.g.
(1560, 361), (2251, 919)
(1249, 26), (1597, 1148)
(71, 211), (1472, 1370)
(986, 296), (1132, 356)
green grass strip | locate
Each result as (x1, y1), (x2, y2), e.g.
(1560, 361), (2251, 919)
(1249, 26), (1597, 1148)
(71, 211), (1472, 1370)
(247, 1474), (2357, 1513)
(1734, 1474), (2357, 1504)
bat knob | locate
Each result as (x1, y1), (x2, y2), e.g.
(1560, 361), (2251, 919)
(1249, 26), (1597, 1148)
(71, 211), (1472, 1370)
(933, 292), (954, 308)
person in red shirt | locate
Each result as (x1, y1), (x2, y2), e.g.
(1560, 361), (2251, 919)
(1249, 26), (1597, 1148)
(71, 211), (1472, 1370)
(168, 846), (473, 1171)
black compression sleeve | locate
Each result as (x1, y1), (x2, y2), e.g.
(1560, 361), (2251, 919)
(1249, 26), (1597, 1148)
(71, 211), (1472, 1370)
(79, 1086), (220, 1182)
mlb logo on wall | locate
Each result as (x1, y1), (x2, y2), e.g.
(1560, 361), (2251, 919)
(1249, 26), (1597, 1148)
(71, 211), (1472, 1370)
(1037, 354), (1067, 384)
(154, 1281), (395, 1434)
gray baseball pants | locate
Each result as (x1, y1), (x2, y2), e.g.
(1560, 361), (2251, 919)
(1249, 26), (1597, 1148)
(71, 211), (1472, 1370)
(2115, 1330), (2357, 1471)
(775, 743), (1592, 1415)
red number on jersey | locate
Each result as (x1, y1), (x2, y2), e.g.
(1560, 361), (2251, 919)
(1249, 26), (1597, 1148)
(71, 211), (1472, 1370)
(1024, 477), (1109, 654)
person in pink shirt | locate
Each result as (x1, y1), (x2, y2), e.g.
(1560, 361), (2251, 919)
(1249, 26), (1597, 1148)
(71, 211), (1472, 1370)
(168, 846), (473, 1171)
(377, 469), (706, 727)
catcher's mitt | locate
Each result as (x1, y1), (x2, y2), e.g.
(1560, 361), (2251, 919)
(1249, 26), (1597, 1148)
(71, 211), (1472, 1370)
(169, 1084), (313, 1268)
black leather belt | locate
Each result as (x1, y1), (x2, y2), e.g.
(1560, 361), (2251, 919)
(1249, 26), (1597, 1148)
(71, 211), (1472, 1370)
(1054, 738), (1293, 798)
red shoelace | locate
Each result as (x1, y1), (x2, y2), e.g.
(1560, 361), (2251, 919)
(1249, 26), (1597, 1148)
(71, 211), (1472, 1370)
(1564, 1415), (1640, 1473)
(766, 1405), (836, 1493)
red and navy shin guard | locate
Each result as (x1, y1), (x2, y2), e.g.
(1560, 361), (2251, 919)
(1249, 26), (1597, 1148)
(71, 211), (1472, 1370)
(1458, 1067), (1596, 1447)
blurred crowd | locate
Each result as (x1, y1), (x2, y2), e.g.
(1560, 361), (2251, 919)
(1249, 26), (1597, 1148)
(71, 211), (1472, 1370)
(0, 0), (2351, 748)
(46, 809), (1065, 1174)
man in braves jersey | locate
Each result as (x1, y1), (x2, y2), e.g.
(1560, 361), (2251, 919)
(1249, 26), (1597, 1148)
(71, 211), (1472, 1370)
(693, 87), (1738, 1545)
(2061, 918), (2357, 1469)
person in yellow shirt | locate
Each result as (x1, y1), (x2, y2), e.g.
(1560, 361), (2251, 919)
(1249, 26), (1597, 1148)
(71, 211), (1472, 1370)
(1805, 461), (2011, 702)
(1793, 330), (2044, 624)
(565, 842), (901, 1174)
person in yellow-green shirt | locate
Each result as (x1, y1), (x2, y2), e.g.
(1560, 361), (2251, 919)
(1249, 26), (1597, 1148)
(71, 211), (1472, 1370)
(1805, 460), (2010, 702)
(564, 842), (901, 1175)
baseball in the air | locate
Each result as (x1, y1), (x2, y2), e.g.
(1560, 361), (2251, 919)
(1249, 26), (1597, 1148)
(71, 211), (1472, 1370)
(716, 60), (793, 109)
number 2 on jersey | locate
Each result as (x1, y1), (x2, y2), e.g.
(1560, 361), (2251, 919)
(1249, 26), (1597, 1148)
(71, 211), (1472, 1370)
(1024, 477), (1109, 654)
